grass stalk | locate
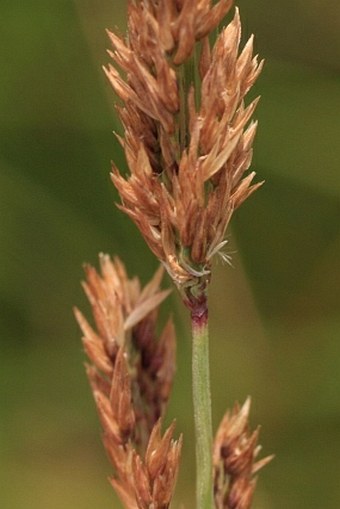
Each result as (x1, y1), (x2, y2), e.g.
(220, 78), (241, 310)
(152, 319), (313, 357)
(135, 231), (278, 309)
(191, 295), (214, 509)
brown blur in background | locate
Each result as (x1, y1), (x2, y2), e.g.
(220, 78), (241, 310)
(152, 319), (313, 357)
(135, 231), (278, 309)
(1, 1), (340, 508)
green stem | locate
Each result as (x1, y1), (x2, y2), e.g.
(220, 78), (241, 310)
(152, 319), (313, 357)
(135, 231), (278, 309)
(191, 296), (214, 509)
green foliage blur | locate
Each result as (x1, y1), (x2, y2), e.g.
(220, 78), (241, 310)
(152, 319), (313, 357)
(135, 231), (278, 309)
(1, 1), (340, 508)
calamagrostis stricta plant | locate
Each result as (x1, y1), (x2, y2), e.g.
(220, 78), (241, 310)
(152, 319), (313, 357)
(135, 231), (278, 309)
(75, 2), (271, 509)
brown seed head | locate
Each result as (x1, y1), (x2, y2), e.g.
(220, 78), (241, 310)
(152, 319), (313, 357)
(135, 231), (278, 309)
(213, 398), (273, 509)
(105, 3), (263, 302)
(74, 255), (180, 508)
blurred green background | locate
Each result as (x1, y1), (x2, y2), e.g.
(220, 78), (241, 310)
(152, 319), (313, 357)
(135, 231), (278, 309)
(1, 1), (340, 508)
